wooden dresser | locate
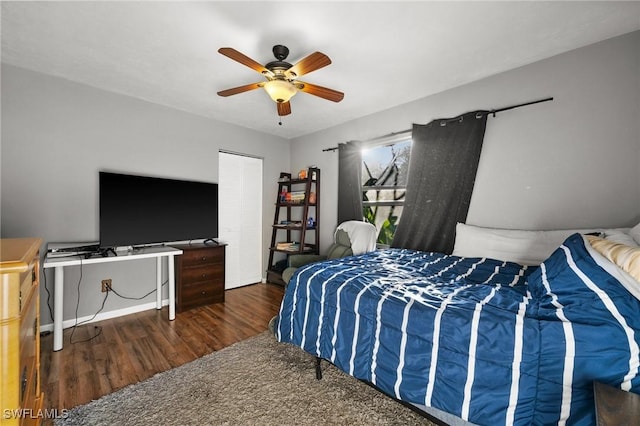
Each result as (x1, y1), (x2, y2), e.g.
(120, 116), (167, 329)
(0, 238), (44, 426)
(174, 243), (226, 312)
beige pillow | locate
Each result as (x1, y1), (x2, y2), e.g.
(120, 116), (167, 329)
(586, 235), (640, 282)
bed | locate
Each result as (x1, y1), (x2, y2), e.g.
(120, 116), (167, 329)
(275, 223), (640, 425)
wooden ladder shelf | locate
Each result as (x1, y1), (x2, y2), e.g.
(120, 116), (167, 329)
(266, 168), (320, 285)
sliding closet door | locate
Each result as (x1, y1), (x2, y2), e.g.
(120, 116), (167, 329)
(218, 151), (263, 289)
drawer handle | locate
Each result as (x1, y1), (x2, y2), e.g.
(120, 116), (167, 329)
(201, 291), (207, 295)
(201, 273), (207, 279)
(201, 256), (208, 261)
(21, 366), (27, 401)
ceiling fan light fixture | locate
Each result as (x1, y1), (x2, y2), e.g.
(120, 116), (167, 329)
(264, 79), (297, 103)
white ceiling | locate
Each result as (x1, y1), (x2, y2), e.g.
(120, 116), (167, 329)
(2, 1), (639, 139)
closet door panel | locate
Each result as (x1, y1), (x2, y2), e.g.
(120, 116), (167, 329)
(219, 152), (263, 289)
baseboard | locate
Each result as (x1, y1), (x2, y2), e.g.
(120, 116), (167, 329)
(40, 298), (170, 332)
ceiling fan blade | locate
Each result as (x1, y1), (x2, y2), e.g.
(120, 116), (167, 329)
(296, 81), (344, 102)
(286, 52), (331, 78)
(218, 47), (272, 76)
(277, 101), (292, 116)
(217, 82), (263, 97)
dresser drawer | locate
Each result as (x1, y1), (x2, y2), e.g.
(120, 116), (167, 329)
(19, 262), (35, 303)
(0, 317), (20, 412)
(20, 365), (43, 426)
(179, 246), (224, 268)
(20, 266), (37, 314)
(20, 292), (37, 353)
(0, 312), (37, 416)
(0, 264), (35, 321)
(179, 264), (225, 284)
(19, 291), (38, 398)
(20, 359), (36, 418)
(181, 279), (224, 301)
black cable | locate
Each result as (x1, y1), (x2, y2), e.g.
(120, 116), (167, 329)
(106, 280), (168, 300)
(69, 256), (106, 344)
(41, 263), (55, 324)
(73, 256), (83, 327)
(69, 292), (108, 344)
(68, 279), (168, 344)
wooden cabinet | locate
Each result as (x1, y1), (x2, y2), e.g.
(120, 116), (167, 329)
(174, 243), (226, 312)
(0, 238), (44, 426)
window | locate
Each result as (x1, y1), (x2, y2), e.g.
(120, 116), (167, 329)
(362, 138), (411, 245)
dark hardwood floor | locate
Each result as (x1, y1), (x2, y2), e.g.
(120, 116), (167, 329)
(40, 282), (284, 420)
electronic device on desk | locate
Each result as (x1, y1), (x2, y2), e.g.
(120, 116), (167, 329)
(47, 241), (100, 258)
(99, 171), (219, 250)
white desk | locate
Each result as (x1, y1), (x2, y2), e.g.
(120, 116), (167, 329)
(43, 246), (183, 351)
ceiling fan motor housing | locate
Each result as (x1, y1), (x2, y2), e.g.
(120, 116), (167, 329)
(272, 45), (289, 61)
(266, 45), (293, 74)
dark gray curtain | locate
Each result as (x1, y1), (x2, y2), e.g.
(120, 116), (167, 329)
(337, 141), (363, 224)
(391, 111), (488, 253)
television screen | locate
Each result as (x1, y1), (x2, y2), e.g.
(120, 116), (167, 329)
(99, 172), (218, 248)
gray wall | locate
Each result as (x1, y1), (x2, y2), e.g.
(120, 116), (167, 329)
(290, 31), (640, 253)
(3, 31), (639, 328)
(1, 64), (290, 325)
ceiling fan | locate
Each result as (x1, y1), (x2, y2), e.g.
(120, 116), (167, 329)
(217, 45), (344, 117)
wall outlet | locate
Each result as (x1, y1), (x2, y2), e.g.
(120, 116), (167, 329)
(101, 279), (112, 292)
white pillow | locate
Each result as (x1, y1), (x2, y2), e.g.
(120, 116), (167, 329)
(630, 222), (640, 245)
(452, 223), (601, 265)
(603, 229), (639, 247)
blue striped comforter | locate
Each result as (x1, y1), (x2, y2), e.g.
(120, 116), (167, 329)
(276, 234), (640, 425)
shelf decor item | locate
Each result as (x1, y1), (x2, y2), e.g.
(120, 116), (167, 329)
(267, 168), (320, 285)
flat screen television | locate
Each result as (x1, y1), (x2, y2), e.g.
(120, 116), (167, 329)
(99, 171), (218, 248)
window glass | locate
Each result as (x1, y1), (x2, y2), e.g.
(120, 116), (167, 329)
(362, 139), (411, 245)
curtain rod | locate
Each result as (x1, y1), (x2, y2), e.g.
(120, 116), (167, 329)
(322, 96), (554, 152)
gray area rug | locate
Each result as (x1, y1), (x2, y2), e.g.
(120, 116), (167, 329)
(56, 332), (434, 425)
